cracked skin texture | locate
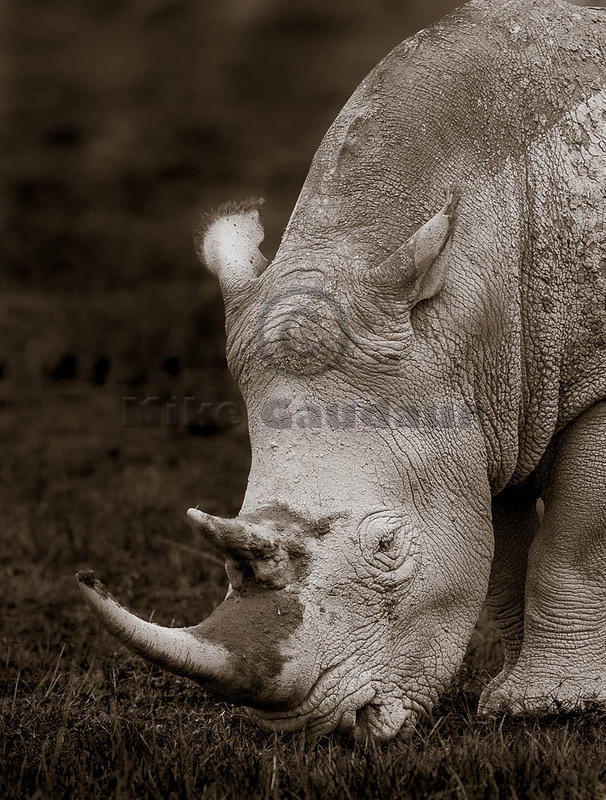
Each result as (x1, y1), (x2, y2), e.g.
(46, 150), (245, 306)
(84, 0), (606, 740)
(272, 0), (606, 489)
(221, 0), (606, 735)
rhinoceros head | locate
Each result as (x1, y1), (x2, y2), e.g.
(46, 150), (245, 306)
(78, 185), (494, 741)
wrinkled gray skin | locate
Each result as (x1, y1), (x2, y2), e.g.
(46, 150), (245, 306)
(79, 0), (606, 740)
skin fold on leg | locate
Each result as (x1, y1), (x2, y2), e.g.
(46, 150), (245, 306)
(481, 401), (606, 713)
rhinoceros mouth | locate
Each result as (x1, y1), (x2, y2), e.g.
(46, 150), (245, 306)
(247, 659), (428, 740)
(249, 689), (418, 741)
(248, 686), (376, 738)
(245, 660), (378, 737)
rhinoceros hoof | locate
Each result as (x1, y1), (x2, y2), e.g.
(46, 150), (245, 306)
(478, 672), (606, 715)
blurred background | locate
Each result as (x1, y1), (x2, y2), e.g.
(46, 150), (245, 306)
(2, 1), (464, 527)
(1, 0), (594, 704)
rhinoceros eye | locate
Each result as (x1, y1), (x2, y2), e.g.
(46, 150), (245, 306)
(358, 511), (415, 573)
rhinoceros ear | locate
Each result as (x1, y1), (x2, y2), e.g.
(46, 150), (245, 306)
(195, 198), (269, 293)
(371, 188), (460, 307)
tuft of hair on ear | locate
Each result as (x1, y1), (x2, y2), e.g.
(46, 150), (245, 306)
(193, 197), (265, 268)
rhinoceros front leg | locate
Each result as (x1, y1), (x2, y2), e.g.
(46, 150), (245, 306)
(478, 486), (539, 710)
(481, 401), (606, 714)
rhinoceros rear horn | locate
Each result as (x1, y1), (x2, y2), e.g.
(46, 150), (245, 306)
(187, 508), (292, 588)
(195, 198), (269, 294)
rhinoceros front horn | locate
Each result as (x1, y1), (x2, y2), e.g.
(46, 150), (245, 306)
(77, 510), (294, 692)
(76, 570), (245, 691)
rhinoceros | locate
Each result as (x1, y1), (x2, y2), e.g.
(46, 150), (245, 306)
(77, 0), (606, 740)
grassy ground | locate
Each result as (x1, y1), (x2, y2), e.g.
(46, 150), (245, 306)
(3, 1), (606, 797)
(3, 365), (606, 800)
(3, 393), (606, 800)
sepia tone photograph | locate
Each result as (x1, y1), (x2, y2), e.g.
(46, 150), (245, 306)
(2, 0), (606, 797)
